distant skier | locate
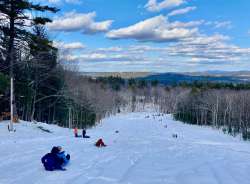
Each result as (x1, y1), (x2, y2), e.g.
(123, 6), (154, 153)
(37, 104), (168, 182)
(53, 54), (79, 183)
(82, 129), (90, 138)
(95, 138), (107, 147)
(74, 127), (80, 137)
(172, 134), (178, 138)
(41, 146), (66, 171)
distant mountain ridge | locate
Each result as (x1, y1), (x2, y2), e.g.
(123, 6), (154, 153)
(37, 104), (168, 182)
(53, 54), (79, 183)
(82, 71), (250, 84)
(81, 72), (153, 79)
(141, 71), (250, 84)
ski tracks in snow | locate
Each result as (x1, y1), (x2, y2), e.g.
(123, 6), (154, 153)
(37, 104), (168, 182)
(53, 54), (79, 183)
(1, 112), (250, 184)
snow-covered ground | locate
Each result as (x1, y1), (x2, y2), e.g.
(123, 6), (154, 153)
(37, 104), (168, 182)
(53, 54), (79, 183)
(0, 112), (250, 184)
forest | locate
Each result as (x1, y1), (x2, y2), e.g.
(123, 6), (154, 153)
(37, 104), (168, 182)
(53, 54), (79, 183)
(0, 0), (96, 128)
(0, 0), (250, 140)
(58, 74), (250, 141)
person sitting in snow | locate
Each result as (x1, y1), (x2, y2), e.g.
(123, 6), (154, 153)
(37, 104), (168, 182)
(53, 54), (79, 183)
(82, 129), (90, 138)
(74, 127), (80, 137)
(172, 134), (178, 138)
(56, 146), (70, 166)
(95, 138), (107, 147)
(41, 146), (65, 171)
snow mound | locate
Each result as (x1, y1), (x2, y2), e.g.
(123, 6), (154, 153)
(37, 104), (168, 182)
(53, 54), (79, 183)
(0, 112), (250, 184)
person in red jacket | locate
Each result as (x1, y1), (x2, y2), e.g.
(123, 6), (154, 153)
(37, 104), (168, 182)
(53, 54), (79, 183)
(74, 127), (79, 137)
(95, 138), (107, 147)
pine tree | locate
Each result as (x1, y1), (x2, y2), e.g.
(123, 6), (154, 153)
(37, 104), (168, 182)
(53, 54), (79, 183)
(26, 25), (59, 121)
(0, 0), (59, 123)
(0, 0), (59, 73)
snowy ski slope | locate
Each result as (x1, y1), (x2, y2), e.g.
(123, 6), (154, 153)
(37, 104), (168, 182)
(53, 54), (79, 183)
(0, 112), (250, 184)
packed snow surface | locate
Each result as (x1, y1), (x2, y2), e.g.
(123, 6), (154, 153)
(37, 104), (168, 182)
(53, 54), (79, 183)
(0, 112), (250, 184)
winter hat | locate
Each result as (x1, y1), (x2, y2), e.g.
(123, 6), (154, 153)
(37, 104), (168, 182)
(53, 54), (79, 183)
(57, 146), (63, 152)
(51, 146), (60, 154)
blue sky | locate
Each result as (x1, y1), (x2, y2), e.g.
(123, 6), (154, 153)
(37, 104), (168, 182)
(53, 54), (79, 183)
(36, 0), (250, 72)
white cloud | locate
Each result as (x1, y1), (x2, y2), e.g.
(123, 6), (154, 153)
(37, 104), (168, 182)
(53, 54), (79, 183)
(214, 21), (232, 29)
(0, 12), (33, 26)
(48, 11), (113, 34)
(85, 33), (249, 63)
(61, 34), (250, 72)
(34, 0), (81, 4)
(54, 41), (86, 50)
(163, 34), (248, 62)
(168, 6), (196, 16)
(170, 20), (204, 28)
(48, 0), (61, 3)
(65, 0), (81, 4)
(54, 41), (86, 64)
(205, 21), (232, 29)
(182, 34), (230, 45)
(106, 15), (198, 42)
(97, 47), (123, 52)
(64, 53), (146, 63)
(145, 0), (186, 12)
(99, 34), (238, 62)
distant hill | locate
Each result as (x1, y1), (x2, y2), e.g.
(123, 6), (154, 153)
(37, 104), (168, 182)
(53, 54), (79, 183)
(184, 71), (250, 78)
(82, 72), (153, 79)
(82, 71), (250, 84)
(141, 71), (250, 85)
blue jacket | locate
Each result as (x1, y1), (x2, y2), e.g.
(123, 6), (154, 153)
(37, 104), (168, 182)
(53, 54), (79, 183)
(57, 151), (70, 166)
(41, 153), (62, 171)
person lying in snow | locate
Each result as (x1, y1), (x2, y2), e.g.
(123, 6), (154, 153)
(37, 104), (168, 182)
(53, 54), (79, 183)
(41, 146), (70, 171)
(95, 138), (107, 147)
(82, 129), (90, 138)
(57, 146), (70, 166)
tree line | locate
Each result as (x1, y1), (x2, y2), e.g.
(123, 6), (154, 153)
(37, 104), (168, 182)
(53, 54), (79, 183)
(173, 88), (250, 140)
(68, 76), (250, 140)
